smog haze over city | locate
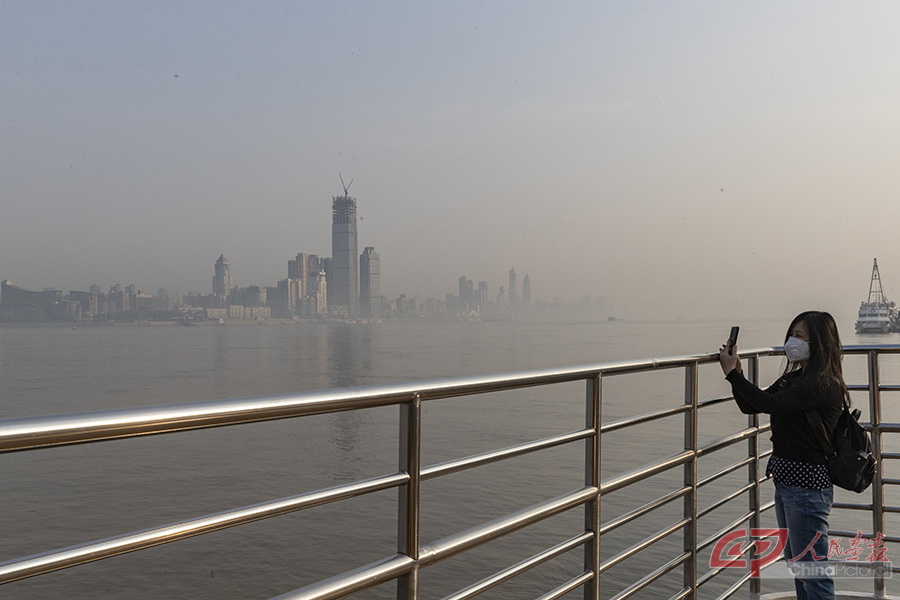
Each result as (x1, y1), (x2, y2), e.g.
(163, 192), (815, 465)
(3, 2), (900, 322)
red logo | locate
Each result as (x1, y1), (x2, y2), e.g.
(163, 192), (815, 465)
(710, 528), (788, 576)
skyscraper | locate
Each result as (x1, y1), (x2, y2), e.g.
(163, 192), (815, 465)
(212, 254), (233, 297)
(458, 276), (474, 311)
(476, 281), (488, 315)
(522, 274), (531, 309)
(287, 253), (310, 298)
(331, 181), (358, 317)
(359, 247), (380, 319)
(312, 271), (327, 315)
(508, 268), (518, 309)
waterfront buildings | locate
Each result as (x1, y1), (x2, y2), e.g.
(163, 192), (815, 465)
(287, 254), (310, 299)
(212, 254), (233, 297)
(310, 271), (327, 316)
(508, 268), (518, 309)
(458, 276), (474, 313)
(107, 284), (129, 313)
(0, 280), (80, 322)
(522, 274), (531, 310)
(359, 247), (381, 319)
(272, 278), (298, 317)
(283, 253), (328, 318)
(2, 176), (554, 320)
(69, 290), (99, 318)
(289, 254), (321, 295)
(331, 186), (359, 317)
(476, 281), (488, 315)
(1, 267), (543, 322)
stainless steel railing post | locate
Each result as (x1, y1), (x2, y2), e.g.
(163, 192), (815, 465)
(747, 354), (762, 600)
(583, 374), (601, 600)
(867, 351), (887, 599)
(397, 393), (422, 599)
(683, 362), (699, 598)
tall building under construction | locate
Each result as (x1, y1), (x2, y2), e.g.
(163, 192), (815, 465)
(331, 181), (358, 317)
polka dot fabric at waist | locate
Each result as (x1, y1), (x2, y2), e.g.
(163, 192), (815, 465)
(766, 455), (831, 489)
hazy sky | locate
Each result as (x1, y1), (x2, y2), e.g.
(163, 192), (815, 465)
(3, 1), (899, 321)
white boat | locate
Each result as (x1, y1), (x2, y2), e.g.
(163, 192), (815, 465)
(855, 258), (897, 333)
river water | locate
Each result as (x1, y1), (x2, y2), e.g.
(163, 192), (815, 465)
(1, 317), (897, 599)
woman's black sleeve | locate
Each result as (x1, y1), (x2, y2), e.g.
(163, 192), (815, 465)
(730, 376), (762, 414)
(725, 369), (835, 414)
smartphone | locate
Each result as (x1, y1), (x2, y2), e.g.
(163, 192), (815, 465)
(727, 326), (740, 355)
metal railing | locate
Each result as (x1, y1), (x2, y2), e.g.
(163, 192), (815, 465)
(1, 344), (898, 599)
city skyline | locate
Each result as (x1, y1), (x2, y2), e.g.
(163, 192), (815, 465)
(0, 248), (546, 321)
(0, 249), (547, 321)
(3, 178), (548, 317)
(3, 4), (899, 322)
(0, 251), (541, 310)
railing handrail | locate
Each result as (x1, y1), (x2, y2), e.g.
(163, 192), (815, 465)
(3, 344), (899, 599)
(0, 347), (785, 453)
(6, 344), (900, 454)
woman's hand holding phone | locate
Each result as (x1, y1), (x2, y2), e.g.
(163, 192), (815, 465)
(719, 326), (742, 375)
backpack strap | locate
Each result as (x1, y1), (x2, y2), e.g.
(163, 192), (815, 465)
(805, 409), (837, 460)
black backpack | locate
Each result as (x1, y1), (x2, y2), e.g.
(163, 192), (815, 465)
(806, 406), (877, 493)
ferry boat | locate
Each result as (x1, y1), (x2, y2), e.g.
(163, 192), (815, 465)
(855, 258), (898, 333)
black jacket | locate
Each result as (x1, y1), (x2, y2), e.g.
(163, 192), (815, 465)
(726, 368), (844, 464)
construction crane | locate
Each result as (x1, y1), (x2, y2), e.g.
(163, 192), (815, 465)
(339, 173), (353, 197)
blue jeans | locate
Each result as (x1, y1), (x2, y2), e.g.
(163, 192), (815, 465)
(774, 482), (835, 600)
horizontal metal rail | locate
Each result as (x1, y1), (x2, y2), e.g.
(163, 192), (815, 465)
(697, 451), (771, 488)
(2, 344), (898, 599)
(270, 554), (416, 600)
(598, 395), (741, 435)
(598, 518), (691, 575)
(599, 486), (691, 536)
(535, 571), (594, 600)
(716, 573), (753, 600)
(0, 472), (410, 584)
(600, 404), (690, 433)
(441, 533), (594, 600)
(609, 552), (691, 600)
(698, 482), (756, 519)
(599, 450), (694, 496)
(417, 487), (598, 566)
(0, 355), (722, 454)
(698, 510), (756, 553)
(700, 536), (756, 599)
(421, 428), (594, 480)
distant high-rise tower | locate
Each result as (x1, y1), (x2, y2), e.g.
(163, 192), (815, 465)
(331, 177), (358, 317)
(213, 254), (233, 296)
(288, 252), (318, 303)
(360, 247), (381, 319)
(287, 254), (309, 294)
(508, 268), (518, 308)
(476, 281), (488, 315)
(458, 276), (474, 310)
(522, 274), (531, 309)
(313, 271), (327, 315)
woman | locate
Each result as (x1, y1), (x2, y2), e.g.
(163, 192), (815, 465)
(720, 311), (848, 600)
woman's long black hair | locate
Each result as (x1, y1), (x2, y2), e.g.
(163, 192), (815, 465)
(783, 310), (851, 406)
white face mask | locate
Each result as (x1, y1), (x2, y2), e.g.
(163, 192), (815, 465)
(784, 336), (811, 362)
